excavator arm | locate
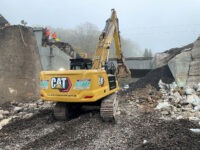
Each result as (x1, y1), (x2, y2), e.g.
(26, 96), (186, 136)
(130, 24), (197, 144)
(92, 9), (131, 78)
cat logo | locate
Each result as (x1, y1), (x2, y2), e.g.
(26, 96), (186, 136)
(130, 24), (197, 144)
(51, 77), (72, 92)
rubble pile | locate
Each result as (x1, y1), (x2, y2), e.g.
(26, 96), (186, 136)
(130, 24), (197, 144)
(0, 100), (53, 130)
(125, 84), (162, 111)
(128, 65), (174, 91)
(155, 80), (200, 122)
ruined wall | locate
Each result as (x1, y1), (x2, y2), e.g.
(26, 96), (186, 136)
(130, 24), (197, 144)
(0, 25), (42, 104)
(187, 37), (200, 86)
(152, 39), (200, 87)
(152, 43), (193, 69)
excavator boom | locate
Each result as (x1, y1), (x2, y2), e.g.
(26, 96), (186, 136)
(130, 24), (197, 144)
(92, 9), (131, 78)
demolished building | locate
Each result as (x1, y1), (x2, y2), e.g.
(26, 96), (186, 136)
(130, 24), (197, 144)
(153, 37), (200, 87)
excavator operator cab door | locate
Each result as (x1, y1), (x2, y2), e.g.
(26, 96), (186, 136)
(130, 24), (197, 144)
(70, 58), (92, 70)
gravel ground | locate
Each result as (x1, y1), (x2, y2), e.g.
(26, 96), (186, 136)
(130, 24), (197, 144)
(0, 96), (200, 150)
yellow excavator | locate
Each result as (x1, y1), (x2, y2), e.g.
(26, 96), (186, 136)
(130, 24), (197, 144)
(40, 9), (131, 121)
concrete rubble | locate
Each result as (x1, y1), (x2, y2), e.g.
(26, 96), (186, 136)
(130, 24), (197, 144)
(156, 80), (200, 123)
(0, 99), (53, 130)
(168, 51), (191, 87)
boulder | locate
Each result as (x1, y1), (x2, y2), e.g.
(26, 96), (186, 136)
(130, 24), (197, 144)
(161, 110), (170, 115)
(0, 110), (9, 115)
(185, 87), (195, 95)
(186, 94), (200, 106)
(173, 92), (182, 100)
(194, 105), (200, 111)
(190, 128), (200, 134)
(0, 114), (3, 120)
(0, 118), (12, 130)
(155, 102), (171, 110)
(197, 83), (200, 92)
(13, 106), (23, 113)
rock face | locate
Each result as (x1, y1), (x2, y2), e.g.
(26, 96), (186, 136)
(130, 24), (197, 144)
(0, 25), (42, 104)
(168, 51), (192, 87)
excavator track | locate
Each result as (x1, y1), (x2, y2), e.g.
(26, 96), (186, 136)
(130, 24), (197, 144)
(53, 102), (70, 120)
(100, 93), (118, 122)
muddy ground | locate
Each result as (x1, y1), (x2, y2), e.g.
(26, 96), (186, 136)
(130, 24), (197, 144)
(0, 95), (200, 150)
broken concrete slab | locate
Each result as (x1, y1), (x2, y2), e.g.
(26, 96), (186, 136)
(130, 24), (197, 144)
(185, 87), (195, 95)
(186, 94), (200, 106)
(152, 53), (170, 69)
(168, 51), (192, 87)
(152, 43), (193, 69)
(155, 102), (171, 110)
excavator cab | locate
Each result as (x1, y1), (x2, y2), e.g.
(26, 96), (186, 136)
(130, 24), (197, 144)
(70, 58), (92, 70)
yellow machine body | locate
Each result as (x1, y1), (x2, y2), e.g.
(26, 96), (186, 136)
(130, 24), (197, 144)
(40, 70), (119, 103)
(40, 9), (129, 121)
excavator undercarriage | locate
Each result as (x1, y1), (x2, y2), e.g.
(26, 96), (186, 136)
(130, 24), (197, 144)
(53, 93), (118, 121)
(100, 93), (118, 121)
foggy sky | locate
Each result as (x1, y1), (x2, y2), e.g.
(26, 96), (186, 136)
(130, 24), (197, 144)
(1, 0), (200, 53)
